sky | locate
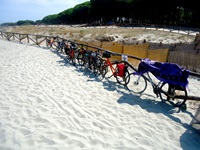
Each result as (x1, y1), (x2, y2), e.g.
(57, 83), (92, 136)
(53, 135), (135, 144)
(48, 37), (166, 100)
(0, 0), (87, 24)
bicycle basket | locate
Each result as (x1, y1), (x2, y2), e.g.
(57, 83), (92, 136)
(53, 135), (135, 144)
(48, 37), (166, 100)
(102, 52), (111, 58)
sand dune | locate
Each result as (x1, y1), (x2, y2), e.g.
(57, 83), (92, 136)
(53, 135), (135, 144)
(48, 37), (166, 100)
(0, 39), (200, 150)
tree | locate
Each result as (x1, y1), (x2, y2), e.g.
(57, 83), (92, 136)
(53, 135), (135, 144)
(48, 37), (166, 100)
(57, 8), (74, 24)
(16, 20), (36, 25)
(8, 0), (199, 27)
(71, 1), (91, 23)
(42, 14), (59, 24)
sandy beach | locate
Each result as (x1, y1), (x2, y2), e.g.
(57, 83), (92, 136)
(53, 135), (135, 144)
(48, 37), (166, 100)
(0, 39), (200, 150)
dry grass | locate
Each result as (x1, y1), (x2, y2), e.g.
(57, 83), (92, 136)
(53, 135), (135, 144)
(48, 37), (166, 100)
(1, 25), (200, 72)
(0, 25), (195, 44)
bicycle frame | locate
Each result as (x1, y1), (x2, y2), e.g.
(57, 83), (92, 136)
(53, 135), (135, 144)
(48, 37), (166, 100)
(127, 70), (187, 108)
(48, 38), (54, 46)
(145, 73), (158, 86)
(144, 72), (163, 96)
(47, 37), (58, 49)
(102, 58), (124, 78)
(104, 58), (118, 77)
(69, 48), (75, 58)
(50, 38), (55, 45)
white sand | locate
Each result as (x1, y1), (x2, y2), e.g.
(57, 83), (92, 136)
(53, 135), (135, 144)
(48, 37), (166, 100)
(0, 40), (200, 150)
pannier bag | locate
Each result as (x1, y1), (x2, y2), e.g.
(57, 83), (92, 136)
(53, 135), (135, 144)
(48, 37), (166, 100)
(137, 58), (190, 87)
(117, 63), (127, 77)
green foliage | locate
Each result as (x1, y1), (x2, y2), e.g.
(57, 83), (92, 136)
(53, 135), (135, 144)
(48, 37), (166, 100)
(16, 20), (36, 25)
(2, 0), (200, 27)
(35, 20), (42, 24)
(1, 22), (17, 26)
(71, 1), (91, 23)
(42, 14), (59, 24)
(57, 8), (74, 24)
(44, 1), (91, 24)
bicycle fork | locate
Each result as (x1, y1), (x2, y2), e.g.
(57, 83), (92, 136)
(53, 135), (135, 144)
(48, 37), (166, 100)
(146, 72), (162, 97)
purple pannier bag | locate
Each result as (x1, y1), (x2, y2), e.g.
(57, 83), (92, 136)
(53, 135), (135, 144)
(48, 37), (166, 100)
(137, 58), (190, 88)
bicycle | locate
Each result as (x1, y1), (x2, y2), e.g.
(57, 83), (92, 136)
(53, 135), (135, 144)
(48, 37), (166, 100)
(98, 51), (130, 85)
(77, 49), (100, 74)
(46, 36), (59, 49)
(125, 58), (189, 108)
(90, 51), (103, 75)
(65, 42), (80, 65)
(57, 39), (68, 54)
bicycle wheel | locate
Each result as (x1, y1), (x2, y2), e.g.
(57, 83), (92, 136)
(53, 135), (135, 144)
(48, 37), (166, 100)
(81, 55), (90, 70)
(98, 60), (108, 80)
(68, 50), (76, 65)
(125, 73), (147, 94)
(158, 82), (170, 103)
(93, 58), (102, 76)
(116, 70), (130, 85)
(159, 83), (187, 107)
(77, 52), (84, 66)
(72, 56), (76, 65)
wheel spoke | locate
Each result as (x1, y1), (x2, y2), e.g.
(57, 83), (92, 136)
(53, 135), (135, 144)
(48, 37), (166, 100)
(125, 73), (147, 93)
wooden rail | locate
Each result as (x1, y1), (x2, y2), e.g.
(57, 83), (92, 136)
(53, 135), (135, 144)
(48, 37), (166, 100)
(1, 31), (200, 102)
(1, 31), (200, 79)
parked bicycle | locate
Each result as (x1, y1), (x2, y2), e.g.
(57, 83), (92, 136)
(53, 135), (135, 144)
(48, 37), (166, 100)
(57, 39), (69, 54)
(125, 58), (189, 108)
(65, 42), (80, 65)
(46, 36), (58, 49)
(77, 48), (100, 74)
(98, 51), (130, 85)
(90, 51), (103, 75)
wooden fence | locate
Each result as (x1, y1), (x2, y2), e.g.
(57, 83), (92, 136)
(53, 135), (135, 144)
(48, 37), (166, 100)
(1, 31), (200, 79)
(75, 40), (169, 65)
(0, 31), (170, 61)
(1, 30), (200, 102)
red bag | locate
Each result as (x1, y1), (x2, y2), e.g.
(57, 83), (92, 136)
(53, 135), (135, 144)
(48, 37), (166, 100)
(117, 64), (127, 77)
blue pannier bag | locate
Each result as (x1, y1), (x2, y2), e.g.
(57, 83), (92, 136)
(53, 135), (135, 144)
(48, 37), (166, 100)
(137, 58), (190, 88)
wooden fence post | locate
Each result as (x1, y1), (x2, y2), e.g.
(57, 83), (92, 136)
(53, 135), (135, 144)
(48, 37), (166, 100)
(27, 35), (29, 44)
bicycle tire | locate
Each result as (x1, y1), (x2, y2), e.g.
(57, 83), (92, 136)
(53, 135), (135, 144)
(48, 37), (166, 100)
(125, 73), (147, 94)
(77, 52), (85, 66)
(159, 83), (187, 107)
(93, 58), (102, 76)
(116, 70), (130, 85)
(98, 60), (108, 80)
(72, 56), (76, 65)
(68, 50), (76, 65)
(82, 55), (90, 70)
(92, 60), (98, 75)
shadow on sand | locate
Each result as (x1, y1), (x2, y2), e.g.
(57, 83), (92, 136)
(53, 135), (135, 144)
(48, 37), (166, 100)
(50, 47), (200, 150)
(118, 92), (200, 150)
